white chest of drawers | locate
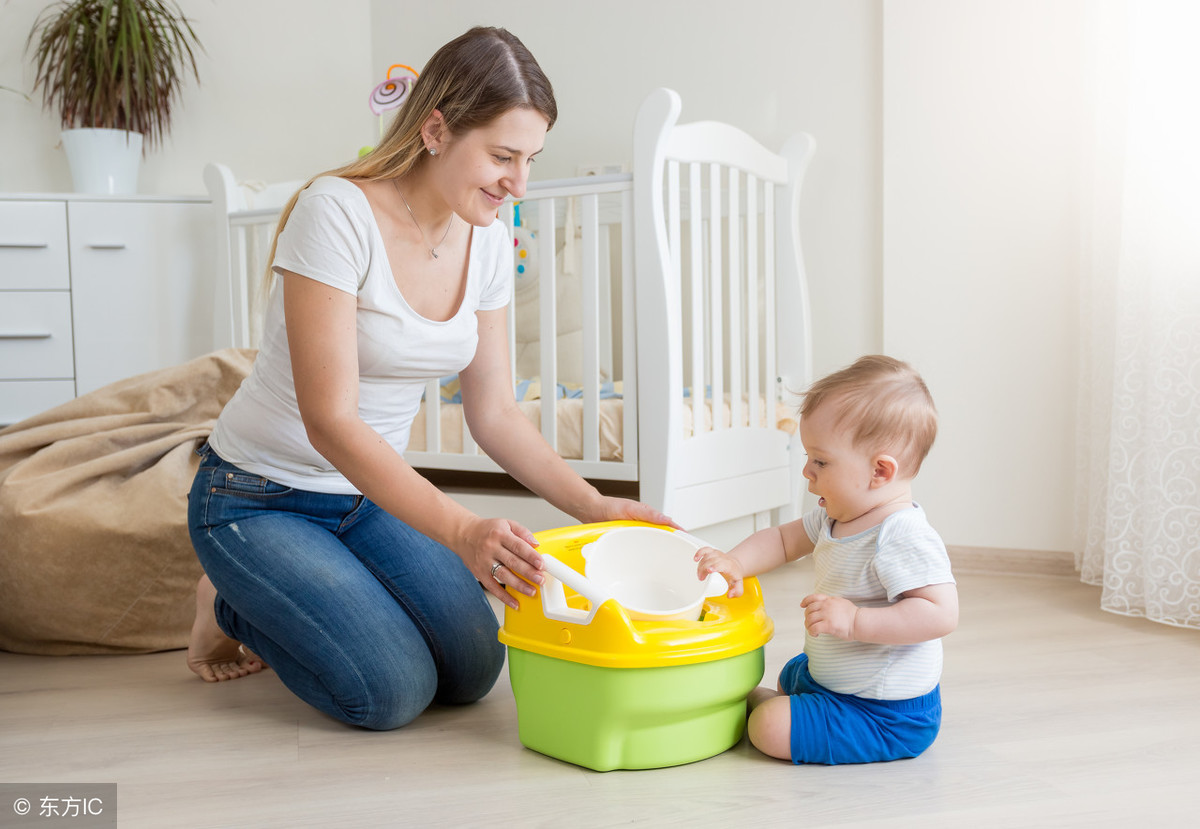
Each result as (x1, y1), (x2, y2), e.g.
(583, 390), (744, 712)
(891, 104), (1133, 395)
(0, 194), (215, 426)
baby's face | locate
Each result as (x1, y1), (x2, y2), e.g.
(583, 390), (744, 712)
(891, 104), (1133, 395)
(798, 403), (878, 524)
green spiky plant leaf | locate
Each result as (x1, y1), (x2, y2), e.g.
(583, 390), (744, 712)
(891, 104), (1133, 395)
(26, 0), (202, 151)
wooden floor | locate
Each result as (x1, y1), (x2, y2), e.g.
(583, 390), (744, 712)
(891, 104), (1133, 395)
(2, 559), (1198, 828)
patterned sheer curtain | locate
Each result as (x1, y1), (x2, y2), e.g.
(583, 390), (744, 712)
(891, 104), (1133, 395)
(1075, 0), (1200, 629)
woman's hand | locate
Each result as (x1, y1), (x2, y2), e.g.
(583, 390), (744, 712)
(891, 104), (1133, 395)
(584, 495), (681, 530)
(459, 517), (543, 610)
(694, 547), (745, 598)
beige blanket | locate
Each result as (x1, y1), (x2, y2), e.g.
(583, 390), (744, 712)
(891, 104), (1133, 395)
(0, 348), (255, 655)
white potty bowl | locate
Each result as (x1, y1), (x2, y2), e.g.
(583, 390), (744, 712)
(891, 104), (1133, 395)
(580, 526), (728, 620)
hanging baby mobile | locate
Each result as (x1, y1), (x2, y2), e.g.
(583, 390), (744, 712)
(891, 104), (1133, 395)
(360, 63), (419, 157)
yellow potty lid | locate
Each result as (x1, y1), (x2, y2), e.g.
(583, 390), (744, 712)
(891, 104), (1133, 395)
(498, 521), (774, 668)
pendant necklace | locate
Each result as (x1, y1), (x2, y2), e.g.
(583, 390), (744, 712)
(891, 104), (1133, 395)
(393, 180), (453, 259)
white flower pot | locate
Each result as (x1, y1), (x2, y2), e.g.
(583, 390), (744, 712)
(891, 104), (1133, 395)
(61, 128), (143, 194)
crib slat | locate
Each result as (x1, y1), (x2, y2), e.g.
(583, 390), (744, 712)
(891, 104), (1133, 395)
(620, 186), (637, 467)
(688, 162), (705, 435)
(747, 175), (760, 429)
(581, 193), (600, 463)
(668, 158), (683, 425)
(709, 163), (724, 430)
(597, 223), (614, 381)
(538, 198), (558, 449)
(668, 161), (682, 294)
(425, 378), (441, 452)
(764, 182), (777, 412)
(502, 201), (518, 387)
(230, 227), (250, 348)
(728, 166), (743, 430)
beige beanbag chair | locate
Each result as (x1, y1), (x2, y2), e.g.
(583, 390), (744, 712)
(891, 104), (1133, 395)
(0, 348), (255, 655)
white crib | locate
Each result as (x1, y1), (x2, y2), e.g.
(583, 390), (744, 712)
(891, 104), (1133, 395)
(204, 87), (815, 536)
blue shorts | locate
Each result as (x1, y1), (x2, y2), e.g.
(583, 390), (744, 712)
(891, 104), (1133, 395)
(779, 653), (942, 765)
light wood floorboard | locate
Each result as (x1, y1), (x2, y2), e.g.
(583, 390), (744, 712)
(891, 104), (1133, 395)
(2, 560), (1198, 828)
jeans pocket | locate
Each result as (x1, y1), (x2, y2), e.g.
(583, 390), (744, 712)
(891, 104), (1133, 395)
(215, 467), (293, 498)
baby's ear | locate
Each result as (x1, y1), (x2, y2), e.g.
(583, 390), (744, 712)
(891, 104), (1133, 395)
(871, 454), (899, 488)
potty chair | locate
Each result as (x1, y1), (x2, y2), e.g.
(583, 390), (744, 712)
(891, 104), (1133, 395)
(498, 521), (774, 771)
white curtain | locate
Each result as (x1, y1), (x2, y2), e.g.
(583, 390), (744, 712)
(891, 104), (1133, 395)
(1075, 0), (1200, 629)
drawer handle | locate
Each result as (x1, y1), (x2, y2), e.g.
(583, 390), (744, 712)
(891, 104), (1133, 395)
(0, 332), (53, 340)
(0, 242), (50, 249)
(87, 243), (127, 250)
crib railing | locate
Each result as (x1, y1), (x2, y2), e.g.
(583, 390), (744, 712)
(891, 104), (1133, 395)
(632, 87), (813, 526)
(406, 172), (639, 482)
(215, 168), (641, 483)
(225, 206), (285, 350)
(668, 159), (784, 436)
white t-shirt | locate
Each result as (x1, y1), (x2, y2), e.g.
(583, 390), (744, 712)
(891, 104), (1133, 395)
(801, 504), (955, 700)
(209, 176), (513, 493)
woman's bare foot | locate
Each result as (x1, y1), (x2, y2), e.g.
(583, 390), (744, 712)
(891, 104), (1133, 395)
(187, 575), (265, 682)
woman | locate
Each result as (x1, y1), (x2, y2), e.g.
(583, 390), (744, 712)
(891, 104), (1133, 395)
(186, 26), (671, 730)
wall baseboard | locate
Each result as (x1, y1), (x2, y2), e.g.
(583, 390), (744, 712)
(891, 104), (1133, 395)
(947, 545), (1077, 578)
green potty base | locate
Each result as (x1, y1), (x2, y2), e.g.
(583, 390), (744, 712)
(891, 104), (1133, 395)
(506, 647), (765, 771)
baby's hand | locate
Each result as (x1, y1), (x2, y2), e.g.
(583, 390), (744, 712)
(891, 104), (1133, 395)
(801, 593), (859, 640)
(694, 547), (745, 598)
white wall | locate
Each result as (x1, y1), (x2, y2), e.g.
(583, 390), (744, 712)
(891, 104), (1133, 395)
(882, 0), (1085, 550)
(368, 0), (883, 382)
(0, 0), (376, 195)
(1, 0), (1089, 553)
(2, 0), (878, 376)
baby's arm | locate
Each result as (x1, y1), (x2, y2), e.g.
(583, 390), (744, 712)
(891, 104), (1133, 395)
(695, 520), (815, 598)
(801, 582), (958, 644)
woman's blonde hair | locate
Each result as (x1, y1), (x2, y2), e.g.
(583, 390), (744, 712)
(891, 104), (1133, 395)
(263, 26), (556, 285)
(800, 355), (938, 475)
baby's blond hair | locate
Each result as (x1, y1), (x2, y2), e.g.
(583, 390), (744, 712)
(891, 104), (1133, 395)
(800, 355), (938, 475)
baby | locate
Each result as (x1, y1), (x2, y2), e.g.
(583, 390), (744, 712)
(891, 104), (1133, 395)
(696, 355), (957, 764)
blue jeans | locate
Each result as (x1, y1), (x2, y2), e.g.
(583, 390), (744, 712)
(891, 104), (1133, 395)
(187, 444), (505, 730)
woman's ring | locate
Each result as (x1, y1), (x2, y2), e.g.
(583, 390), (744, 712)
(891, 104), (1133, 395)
(490, 562), (503, 580)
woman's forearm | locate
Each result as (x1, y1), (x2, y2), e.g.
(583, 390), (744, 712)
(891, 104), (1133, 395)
(304, 411), (479, 550)
(465, 402), (605, 521)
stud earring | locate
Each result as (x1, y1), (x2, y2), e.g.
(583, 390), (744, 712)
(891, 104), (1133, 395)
(429, 147), (437, 156)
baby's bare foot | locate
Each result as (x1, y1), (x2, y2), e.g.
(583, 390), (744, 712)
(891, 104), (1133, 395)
(187, 575), (265, 682)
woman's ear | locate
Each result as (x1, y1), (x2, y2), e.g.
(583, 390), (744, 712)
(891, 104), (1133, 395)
(871, 454), (899, 488)
(421, 109), (446, 153)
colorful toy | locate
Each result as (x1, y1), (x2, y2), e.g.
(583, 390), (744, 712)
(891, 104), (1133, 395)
(511, 201), (538, 290)
(499, 521), (774, 771)
(364, 63), (419, 150)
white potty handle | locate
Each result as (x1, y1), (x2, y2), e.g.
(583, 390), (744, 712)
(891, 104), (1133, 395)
(539, 554), (613, 625)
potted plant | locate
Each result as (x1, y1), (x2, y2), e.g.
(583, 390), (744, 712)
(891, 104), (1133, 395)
(26, 0), (202, 194)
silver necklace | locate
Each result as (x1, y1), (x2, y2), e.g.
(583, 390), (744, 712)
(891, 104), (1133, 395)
(393, 180), (453, 259)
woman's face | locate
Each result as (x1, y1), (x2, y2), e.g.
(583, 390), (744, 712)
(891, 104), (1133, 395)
(432, 106), (550, 227)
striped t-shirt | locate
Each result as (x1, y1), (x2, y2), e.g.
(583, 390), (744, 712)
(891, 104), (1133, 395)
(801, 504), (955, 700)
